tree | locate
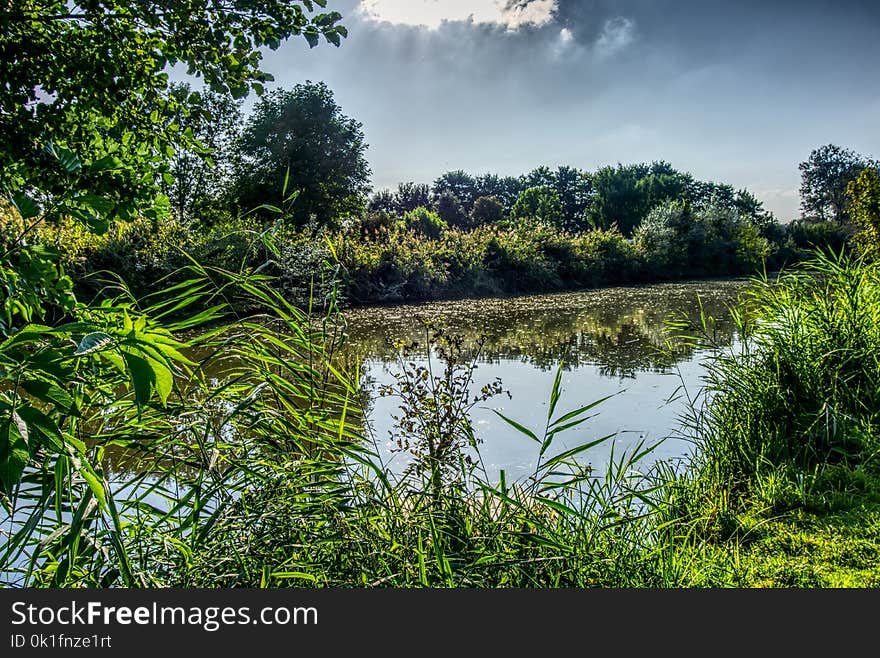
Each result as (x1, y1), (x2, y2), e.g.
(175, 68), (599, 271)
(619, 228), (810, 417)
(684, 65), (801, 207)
(234, 82), (371, 227)
(553, 165), (593, 232)
(470, 196), (505, 226)
(369, 189), (398, 213)
(433, 190), (467, 228)
(474, 174), (524, 213)
(633, 200), (690, 274)
(847, 167), (880, 259)
(523, 166), (555, 189)
(589, 161), (695, 236)
(164, 83), (243, 221)
(511, 187), (564, 227)
(396, 182), (430, 213)
(588, 163), (651, 236)
(403, 207), (446, 239)
(0, 1), (347, 223)
(433, 170), (478, 212)
(799, 144), (875, 223)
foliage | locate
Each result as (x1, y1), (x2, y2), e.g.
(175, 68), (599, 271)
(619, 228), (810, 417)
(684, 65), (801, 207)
(380, 325), (506, 492)
(847, 167), (880, 260)
(0, 238), (360, 586)
(589, 162), (689, 237)
(403, 207), (447, 240)
(433, 190), (468, 229)
(469, 195), (505, 227)
(396, 182), (431, 214)
(473, 173), (525, 213)
(798, 144), (877, 223)
(0, 0), (346, 220)
(510, 186), (564, 228)
(633, 200), (689, 276)
(676, 253), (880, 491)
(432, 170), (479, 212)
(163, 83), (243, 221)
(234, 81), (371, 227)
(369, 189), (398, 213)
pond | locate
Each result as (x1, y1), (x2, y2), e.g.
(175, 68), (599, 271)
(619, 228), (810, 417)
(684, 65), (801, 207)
(344, 278), (750, 482)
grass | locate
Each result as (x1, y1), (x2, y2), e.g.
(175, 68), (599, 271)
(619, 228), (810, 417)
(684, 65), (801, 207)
(2, 242), (878, 588)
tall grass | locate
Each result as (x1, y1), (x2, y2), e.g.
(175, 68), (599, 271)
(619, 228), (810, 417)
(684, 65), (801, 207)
(0, 229), (362, 586)
(2, 224), (674, 588)
(4, 237), (877, 588)
(658, 250), (880, 553)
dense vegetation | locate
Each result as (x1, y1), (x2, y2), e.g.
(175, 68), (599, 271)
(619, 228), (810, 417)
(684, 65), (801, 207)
(2, 2), (880, 589)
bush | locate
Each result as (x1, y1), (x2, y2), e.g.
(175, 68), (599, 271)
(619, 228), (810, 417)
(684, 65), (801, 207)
(403, 207), (447, 239)
(510, 186), (564, 228)
(470, 195), (505, 227)
(684, 253), (880, 491)
(786, 219), (850, 254)
(634, 201), (688, 277)
(434, 190), (468, 229)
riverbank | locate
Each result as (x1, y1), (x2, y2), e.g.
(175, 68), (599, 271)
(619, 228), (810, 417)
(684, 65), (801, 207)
(25, 208), (845, 309)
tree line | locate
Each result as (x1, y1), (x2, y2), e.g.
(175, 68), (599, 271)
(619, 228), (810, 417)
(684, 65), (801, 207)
(164, 78), (878, 249)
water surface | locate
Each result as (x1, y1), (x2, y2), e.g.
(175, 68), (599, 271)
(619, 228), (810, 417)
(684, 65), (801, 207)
(345, 279), (748, 481)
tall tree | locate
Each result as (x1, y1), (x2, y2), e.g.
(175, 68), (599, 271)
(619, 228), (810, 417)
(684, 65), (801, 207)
(511, 186), (564, 228)
(470, 195), (504, 226)
(396, 182), (430, 213)
(475, 173), (524, 212)
(0, 1), (347, 223)
(553, 165), (593, 232)
(164, 83), (243, 221)
(432, 170), (478, 212)
(369, 189), (398, 213)
(799, 144), (875, 223)
(847, 167), (880, 258)
(234, 81), (371, 227)
(588, 163), (651, 236)
(433, 190), (467, 229)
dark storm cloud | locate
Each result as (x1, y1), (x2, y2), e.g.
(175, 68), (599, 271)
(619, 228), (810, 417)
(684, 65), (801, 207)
(257, 0), (880, 219)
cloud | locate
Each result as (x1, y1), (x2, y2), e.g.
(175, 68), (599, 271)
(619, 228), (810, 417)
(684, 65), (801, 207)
(254, 0), (880, 220)
(595, 17), (636, 59)
(358, 0), (556, 30)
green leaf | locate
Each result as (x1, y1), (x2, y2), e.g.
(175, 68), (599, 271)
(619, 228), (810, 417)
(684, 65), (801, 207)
(74, 194), (114, 216)
(80, 467), (107, 510)
(122, 352), (156, 409)
(11, 193), (40, 219)
(46, 143), (82, 173)
(541, 433), (617, 471)
(15, 405), (66, 453)
(74, 331), (113, 356)
(0, 411), (28, 496)
(91, 155), (124, 172)
(20, 380), (75, 415)
(549, 394), (616, 430)
(493, 411), (539, 443)
(148, 357), (174, 406)
(548, 363), (564, 421)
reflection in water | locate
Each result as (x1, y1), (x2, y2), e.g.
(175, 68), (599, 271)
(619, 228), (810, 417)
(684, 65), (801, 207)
(345, 280), (742, 377)
(97, 279), (750, 480)
(344, 279), (749, 481)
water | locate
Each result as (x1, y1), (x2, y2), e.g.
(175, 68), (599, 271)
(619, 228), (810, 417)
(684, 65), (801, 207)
(344, 278), (749, 482)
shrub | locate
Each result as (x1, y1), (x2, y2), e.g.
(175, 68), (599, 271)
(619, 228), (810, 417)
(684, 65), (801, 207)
(403, 207), (447, 239)
(510, 186), (564, 228)
(434, 190), (468, 229)
(470, 195), (505, 227)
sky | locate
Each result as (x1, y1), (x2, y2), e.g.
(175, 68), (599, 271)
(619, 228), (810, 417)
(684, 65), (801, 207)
(254, 0), (880, 220)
